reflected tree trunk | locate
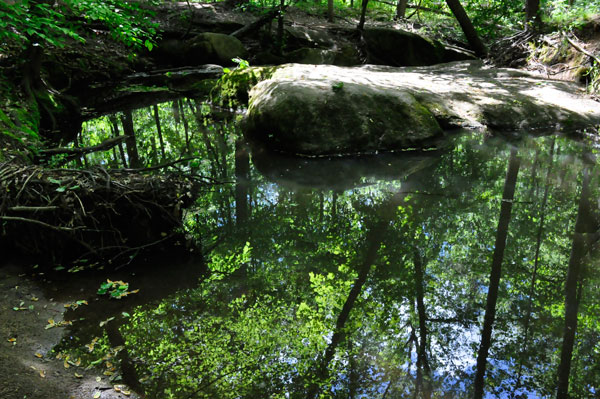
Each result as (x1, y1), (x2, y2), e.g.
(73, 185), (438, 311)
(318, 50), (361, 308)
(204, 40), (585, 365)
(348, 339), (359, 399)
(556, 166), (594, 399)
(172, 100), (180, 124)
(235, 139), (250, 225)
(179, 99), (190, 153)
(319, 191), (324, 224)
(192, 100), (221, 178)
(513, 138), (555, 396)
(413, 249), (432, 399)
(473, 147), (521, 399)
(306, 221), (387, 398)
(121, 110), (141, 168)
(332, 191), (338, 219)
(153, 104), (166, 161)
(109, 115), (128, 168)
(105, 322), (144, 395)
(73, 132), (84, 168)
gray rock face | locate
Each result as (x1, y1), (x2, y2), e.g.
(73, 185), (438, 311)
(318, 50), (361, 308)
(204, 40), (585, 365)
(154, 33), (247, 67)
(362, 27), (445, 66)
(244, 62), (600, 155)
(362, 28), (475, 66)
(189, 33), (248, 65)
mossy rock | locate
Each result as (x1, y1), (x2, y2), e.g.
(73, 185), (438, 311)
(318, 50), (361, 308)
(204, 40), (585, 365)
(245, 78), (443, 155)
(243, 62), (600, 156)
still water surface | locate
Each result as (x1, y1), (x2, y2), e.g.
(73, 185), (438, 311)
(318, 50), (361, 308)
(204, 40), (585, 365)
(44, 105), (600, 398)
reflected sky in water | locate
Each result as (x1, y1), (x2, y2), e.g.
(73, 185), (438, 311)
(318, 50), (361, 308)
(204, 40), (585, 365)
(53, 104), (600, 399)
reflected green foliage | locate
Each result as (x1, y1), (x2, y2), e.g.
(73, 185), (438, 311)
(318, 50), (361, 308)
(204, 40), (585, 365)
(55, 121), (600, 398)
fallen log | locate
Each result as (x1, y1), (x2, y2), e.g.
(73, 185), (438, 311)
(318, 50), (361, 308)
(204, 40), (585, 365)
(230, 7), (285, 39)
(38, 136), (127, 158)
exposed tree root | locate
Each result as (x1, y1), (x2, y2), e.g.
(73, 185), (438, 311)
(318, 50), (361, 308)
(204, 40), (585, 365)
(0, 162), (208, 266)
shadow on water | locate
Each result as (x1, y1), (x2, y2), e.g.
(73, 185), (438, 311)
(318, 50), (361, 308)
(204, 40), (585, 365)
(7, 98), (600, 399)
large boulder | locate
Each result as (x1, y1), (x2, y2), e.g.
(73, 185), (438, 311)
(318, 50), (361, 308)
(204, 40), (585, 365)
(362, 28), (444, 66)
(362, 27), (474, 66)
(154, 33), (247, 67)
(243, 61), (600, 155)
(189, 32), (248, 65)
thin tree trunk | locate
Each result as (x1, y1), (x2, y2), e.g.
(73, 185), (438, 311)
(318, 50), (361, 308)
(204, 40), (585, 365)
(332, 191), (338, 219)
(306, 221), (387, 398)
(525, 0), (540, 27)
(444, 0), (487, 57)
(414, 249), (432, 399)
(319, 192), (324, 224)
(276, 0), (285, 54)
(396, 0), (408, 19)
(179, 100), (190, 153)
(556, 167), (593, 399)
(153, 104), (166, 161)
(109, 115), (128, 168)
(358, 0), (369, 30)
(121, 110), (141, 169)
(328, 0), (334, 22)
(73, 132), (84, 168)
(473, 147), (521, 399)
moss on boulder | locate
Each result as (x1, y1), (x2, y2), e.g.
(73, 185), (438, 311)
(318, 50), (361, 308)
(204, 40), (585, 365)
(243, 62), (600, 155)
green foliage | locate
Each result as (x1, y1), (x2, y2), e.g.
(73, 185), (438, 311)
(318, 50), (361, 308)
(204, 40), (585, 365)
(97, 279), (138, 299)
(0, 0), (159, 54)
(545, 0), (600, 29)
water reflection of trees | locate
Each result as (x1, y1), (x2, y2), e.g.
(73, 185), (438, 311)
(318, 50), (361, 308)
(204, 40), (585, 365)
(72, 107), (600, 399)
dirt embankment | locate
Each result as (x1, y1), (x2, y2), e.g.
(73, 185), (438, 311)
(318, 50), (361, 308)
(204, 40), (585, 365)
(0, 263), (141, 399)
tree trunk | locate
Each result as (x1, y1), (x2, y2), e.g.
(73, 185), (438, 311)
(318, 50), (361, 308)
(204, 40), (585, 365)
(556, 167), (594, 399)
(109, 115), (128, 168)
(276, 0), (286, 54)
(525, 0), (541, 28)
(358, 0), (369, 30)
(328, 0), (334, 22)
(444, 0), (487, 57)
(473, 147), (521, 399)
(395, 0), (408, 19)
(153, 105), (166, 161)
(120, 111), (141, 169)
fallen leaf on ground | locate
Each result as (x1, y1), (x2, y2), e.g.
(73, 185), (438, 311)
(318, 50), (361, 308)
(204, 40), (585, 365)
(39, 370), (46, 378)
(34, 352), (43, 358)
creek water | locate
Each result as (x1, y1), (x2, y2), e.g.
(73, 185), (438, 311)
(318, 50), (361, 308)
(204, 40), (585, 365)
(13, 101), (600, 398)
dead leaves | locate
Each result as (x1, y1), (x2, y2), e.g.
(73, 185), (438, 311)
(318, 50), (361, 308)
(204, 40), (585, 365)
(45, 318), (72, 329)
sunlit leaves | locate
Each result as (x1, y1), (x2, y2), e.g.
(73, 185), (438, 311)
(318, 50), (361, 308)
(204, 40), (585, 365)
(0, 0), (159, 54)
